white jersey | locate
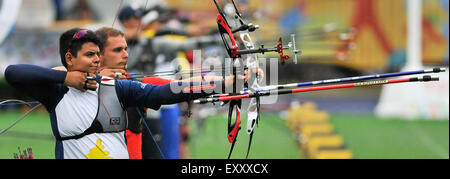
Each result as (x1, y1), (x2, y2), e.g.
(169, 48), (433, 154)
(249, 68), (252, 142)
(54, 86), (129, 159)
(5, 64), (201, 159)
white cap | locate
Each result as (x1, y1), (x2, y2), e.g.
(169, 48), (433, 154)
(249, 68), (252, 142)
(142, 11), (159, 24)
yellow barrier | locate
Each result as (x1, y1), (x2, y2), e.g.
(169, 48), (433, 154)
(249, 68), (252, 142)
(286, 102), (353, 159)
(315, 149), (353, 159)
(299, 123), (334, 137)
(306, 135), (344, 156)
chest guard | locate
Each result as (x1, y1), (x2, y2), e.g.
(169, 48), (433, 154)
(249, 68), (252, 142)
(58, 77), (128, 141)
(95, 77), (128, 132)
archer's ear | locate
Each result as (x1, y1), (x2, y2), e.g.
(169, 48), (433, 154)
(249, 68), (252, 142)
(99, 51), (105, 59)
(65, 52), (73, 67)
(99, 51), (105, 66)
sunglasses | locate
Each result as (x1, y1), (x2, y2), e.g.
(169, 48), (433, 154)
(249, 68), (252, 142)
(73, 29), (88, 40)
(67, 29), (89, 53)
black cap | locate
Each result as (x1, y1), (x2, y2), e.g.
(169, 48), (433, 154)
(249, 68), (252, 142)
(118, 6), (144, 22)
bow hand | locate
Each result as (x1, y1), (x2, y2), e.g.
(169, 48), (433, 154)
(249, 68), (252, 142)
(64, 71), (97, 92)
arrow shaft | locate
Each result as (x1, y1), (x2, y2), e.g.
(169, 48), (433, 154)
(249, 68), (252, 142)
(195, 76), (438, 104)
(244, 68), (446, 92)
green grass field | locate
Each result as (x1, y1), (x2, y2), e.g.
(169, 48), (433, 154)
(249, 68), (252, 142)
(0, 110), (448, 159)
(187, 112), (300, 159)
(330, 114), (449, 159)
(0, 110), (55, 159)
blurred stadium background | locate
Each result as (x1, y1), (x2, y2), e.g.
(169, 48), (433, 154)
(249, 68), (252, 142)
(0, 0), (448, 159)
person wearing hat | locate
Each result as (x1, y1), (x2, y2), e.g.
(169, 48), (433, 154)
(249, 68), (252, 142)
(118, 5), (221, 159)
(118, 5), (145, 44)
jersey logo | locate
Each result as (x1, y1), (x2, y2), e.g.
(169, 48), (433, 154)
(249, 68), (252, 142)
(85, 139), (113, 159)
(110, 117), (121, 125)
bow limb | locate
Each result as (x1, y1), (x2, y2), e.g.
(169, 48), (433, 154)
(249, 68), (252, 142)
(0, 100), (41, 135)
(0, 99), (33, 108)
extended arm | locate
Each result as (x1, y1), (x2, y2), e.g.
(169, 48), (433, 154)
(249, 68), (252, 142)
(116, 80), (219, 110)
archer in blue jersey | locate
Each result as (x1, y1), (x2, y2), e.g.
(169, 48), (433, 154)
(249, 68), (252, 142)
(4, 29), (226, 159)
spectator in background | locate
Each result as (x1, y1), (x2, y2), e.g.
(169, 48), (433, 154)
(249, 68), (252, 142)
(65, 0), (100, 21)
(118, 5), (220, 159)
(53, 0), (64, 21)
(118, 6), (145, 45)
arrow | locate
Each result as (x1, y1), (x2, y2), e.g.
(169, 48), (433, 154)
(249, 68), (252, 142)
(194, 75), (439, 104)
(243, 67), (446, 92)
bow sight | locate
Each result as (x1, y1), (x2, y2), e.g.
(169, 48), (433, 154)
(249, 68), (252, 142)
(214, 0), (301, 65)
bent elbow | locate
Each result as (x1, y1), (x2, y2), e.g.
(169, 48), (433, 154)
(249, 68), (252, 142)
(4, 65), (19, 84)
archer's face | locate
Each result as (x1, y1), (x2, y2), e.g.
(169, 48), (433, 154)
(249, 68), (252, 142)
(100, 36), (128, 70)
(66, 42), (100, 74)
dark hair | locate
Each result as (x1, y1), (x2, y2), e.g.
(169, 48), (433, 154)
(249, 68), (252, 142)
(59, 28), (102, 68)
(95, 27), (125, 48)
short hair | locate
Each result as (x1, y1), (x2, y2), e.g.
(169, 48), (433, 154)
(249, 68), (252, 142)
(95, 27), (125, 48)
(59, 28), (102, 68)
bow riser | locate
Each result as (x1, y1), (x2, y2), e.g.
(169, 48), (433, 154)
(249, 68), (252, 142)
(217, 14), (240, 58)
(227, 104), (242, 143)
(213, 0), (301, 159)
